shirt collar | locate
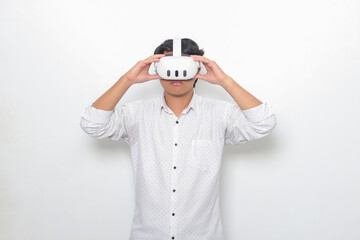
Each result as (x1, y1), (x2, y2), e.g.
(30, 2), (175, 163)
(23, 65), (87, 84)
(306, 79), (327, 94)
(160, 89), (198, 116)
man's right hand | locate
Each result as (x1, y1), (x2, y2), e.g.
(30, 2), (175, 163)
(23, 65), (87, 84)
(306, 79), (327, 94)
(123, 54), (165, 85)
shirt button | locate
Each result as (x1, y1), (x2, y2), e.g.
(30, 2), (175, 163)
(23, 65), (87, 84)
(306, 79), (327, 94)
(172, 213), (175, 216)
(173, 189), (176, 192)
(173, 166), (176, 169)
(176, 121), (179, 124)
(175, 143), (177, 146)
(172, 237), (175, 239)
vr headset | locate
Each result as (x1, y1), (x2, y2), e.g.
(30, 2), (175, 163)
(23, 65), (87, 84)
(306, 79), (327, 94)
(150, 37), (207, 80)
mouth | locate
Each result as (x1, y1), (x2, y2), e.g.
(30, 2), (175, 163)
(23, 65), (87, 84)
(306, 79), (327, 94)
(171, 80), (183, 86)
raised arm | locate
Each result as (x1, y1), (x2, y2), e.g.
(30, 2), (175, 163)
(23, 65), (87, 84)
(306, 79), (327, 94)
(189, 54), (277, 145)
(222, 76), (277, 145)
(79, 75), (134, 142)
(80, 54), (165, 142)
(91, 75), (133, 111)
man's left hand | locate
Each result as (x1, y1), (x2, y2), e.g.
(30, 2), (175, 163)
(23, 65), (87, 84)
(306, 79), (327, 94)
(190, 55), (230, 86)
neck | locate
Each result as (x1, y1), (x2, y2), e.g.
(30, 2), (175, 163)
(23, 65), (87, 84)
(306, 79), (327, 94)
(164, 90), (194, 113)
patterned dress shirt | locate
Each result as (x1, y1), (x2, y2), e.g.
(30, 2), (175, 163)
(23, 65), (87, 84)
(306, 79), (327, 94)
(80, 89), (277, 240)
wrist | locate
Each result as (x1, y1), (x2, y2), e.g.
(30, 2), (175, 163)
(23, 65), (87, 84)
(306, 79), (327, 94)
(119, 75), (133, 87)
(220, 76), (235, 89)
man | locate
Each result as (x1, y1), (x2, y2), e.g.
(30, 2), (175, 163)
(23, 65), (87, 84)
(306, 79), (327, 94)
(80, 38), (277, 239)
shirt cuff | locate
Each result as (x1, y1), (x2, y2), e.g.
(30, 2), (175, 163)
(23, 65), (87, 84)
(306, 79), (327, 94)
(81, 106), (114, 123)
(242, 102), (274, 123)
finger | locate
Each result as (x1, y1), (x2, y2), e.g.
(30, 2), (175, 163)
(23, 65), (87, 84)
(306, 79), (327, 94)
(190, 55), (212, 64)
(195, 74), (207, 79)
(146, 54), (166, 62)
(148, 74), (161, 80)
(141, 54), (164, 64)
(142, 58), (161, 65)
(149, 54), (166, 60)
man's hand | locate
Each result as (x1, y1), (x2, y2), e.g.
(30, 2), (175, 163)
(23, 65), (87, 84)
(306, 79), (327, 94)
(189, 55), (230, 86)
(190, 55), (263, 110)
(124, 54), (165, 85)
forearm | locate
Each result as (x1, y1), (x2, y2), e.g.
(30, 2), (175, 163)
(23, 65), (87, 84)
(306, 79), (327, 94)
(91, 75), (133, 111)
(221, 76), (262, 110)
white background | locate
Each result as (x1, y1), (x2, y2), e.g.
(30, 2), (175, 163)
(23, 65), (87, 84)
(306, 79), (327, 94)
(1, 0), (359, 239)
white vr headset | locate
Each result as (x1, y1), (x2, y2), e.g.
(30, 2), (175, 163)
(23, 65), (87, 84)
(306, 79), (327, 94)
(149, 37), (207, 80)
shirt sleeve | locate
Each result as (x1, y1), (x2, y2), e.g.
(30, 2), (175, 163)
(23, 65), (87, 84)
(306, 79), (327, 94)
(224, 101), (277, 145)
(79, 104), (134, 143)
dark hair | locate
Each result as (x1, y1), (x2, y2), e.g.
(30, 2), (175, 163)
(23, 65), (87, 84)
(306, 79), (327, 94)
(154, 38), (204, 88)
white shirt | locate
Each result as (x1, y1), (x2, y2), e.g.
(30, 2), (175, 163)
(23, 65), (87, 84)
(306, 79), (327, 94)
(80, 89), (277, 240)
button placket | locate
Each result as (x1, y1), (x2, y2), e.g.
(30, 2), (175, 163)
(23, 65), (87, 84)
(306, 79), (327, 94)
(170, 118), (180, 238)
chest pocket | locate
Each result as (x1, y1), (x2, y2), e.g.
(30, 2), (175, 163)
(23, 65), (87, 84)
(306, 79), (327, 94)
(191, 139), (223, 172)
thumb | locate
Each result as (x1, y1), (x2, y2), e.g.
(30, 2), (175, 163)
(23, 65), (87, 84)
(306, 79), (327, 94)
(149, 74), (161, 80)
(195, 74), (206, 79)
